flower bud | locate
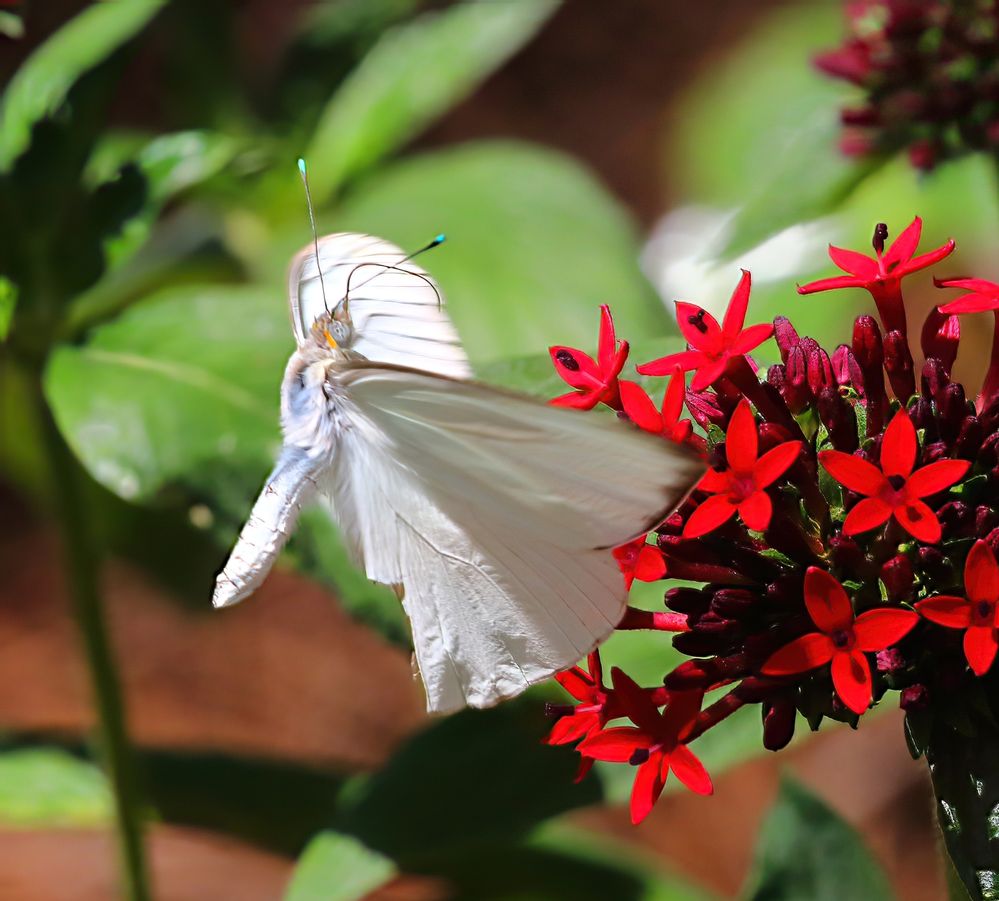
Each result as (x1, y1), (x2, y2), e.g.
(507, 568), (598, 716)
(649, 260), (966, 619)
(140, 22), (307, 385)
(829, 535), (869, 575)
(817, 387), (859, 452)
(876, 647), (905, 674)
(685, 389), (726, 429)
(773, 316), (799, 363)
(880, 554), (914, 601)
(832, 344), (863, 393)
(784, 345), (812, 412)
(664, 586), (710, 614)
(939, 382), (969, 443)
(710, 588), (757, 618)
(805, 342), (834, 395)
(938, 501), (971, 535)
(853, 315), (884, 372)
(900, 684), (930, 712)
(920, 357), (949, 405)
(921, 308), (960, 374)
(884, 329), (916, 401)
(956, 417), (983, 462)
(977, 506), (999, 537)
(918, 545), (950, 582)
(762, 697), (797, 751)
(909, 397), (937, 438)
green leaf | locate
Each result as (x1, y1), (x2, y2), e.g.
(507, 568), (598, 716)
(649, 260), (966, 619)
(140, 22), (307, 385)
(337, 141), (672, 363)
(306, 0), (559, 199)
(0, 275), (16, 340)
(0, 747), (111, 827)
(0, 0), (167, 170)
(45, 284), (287, 505)
(742, 778), (894, 901)
(669, 3), (877, 259)
(335, 700), (602, 862)
(285, 832), (396, 901)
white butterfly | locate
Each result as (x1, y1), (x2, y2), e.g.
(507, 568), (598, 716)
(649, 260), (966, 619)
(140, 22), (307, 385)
(213, 232), (702, 714)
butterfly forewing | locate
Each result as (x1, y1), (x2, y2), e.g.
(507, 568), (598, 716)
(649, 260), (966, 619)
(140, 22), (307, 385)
(288, 232), (472, 378)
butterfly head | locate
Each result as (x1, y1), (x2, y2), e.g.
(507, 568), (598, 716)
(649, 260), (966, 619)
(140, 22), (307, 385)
(309, 302), (353, 353)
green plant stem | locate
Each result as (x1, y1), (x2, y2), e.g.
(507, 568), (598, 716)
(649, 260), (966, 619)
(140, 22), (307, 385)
(35, 383), (151, 901)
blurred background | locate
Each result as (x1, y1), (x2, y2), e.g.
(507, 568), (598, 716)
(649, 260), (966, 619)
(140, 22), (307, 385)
(1, 0), (994, 898)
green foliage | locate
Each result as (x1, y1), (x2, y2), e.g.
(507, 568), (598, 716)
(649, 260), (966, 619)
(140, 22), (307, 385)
(338, 141), (671, 361)
(334, 700), (601, 862)
(0, 748), (112, 827)
(307, 0), (560, 199)
(742, 779), (894, 901)
(284, 832), (396, 901)
(0, 0), (167, 170)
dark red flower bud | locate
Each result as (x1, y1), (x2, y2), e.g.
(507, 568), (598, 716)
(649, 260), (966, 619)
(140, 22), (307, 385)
(884, 329), (916, 401)
(841, 106), (880, 126)
(921, 308), (960, 374)
(880, 554), (914, 601)
(762, 697), (797, 751)
(876, 647), (905, 674)
(918, 545), (950, 582)
(977, 506), (999, 537)
(853, 315), (884, 370)
(784, 345), (812, 413)
(773, 316), (799, 363)
(817, 387), (859, 452)
(832, 344), (863, 393)
(734, 677), (779, 703)
(920, 440), (950, 464)
(806, 344), (835, 395)
(938, 501), (971, 533)
(920, 357), (949, 405)
(956, 417), (983, 462)
(909, 398), (937, 439)
(685, 389), (726, 430)
(673, 629), (730, 657)
(689, 611), (742, 640)
(710, 588), (757, 618)
(827, 534), (863, 568)
(900, 684), (930, 712)
(664, 586), (710, 615)
(939, 382), (969, 443)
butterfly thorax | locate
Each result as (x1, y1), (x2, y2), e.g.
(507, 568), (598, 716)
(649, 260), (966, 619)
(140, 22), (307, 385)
(279, 336), (357, 459)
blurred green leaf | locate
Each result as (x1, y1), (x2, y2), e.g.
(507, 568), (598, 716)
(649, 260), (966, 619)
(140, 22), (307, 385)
(0, 748), (111, 827)
(742, 778), (894, 901)
(669, 2), (879, 258)
(0, 0), (167, 170)
(306, 0), (559, 199)
(285, 832), (396, 901)
(0, 275), (16, 340)
(142, 749), (345, 856)
(338, 141), (672, 362)
(335, 700), (601, 862)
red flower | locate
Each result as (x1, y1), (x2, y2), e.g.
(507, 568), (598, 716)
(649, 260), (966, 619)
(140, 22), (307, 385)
(546, 653), (611, 782)
(613, 537), (667, 590)
(818, 408), (969, 543)
(683, 399), (802, 538)
(936, 277), (999, 409)
(637, 271), (773, 391)
(619, 367), (693, 444)
(549, 305), (628, 410)
(916, 540), (999, 676)
(578, 669), (711, 824)
(762, 567), (918, 715)
(798, 217), (955, 334)
(936, 277), (999, 315)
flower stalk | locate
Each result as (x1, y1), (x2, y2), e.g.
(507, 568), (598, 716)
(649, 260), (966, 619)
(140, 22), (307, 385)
(35, 381), (150, 901)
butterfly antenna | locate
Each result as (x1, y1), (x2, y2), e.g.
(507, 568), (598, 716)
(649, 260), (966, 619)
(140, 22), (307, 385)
(297, 158), (330, 315)
(347, 233), (446, 294)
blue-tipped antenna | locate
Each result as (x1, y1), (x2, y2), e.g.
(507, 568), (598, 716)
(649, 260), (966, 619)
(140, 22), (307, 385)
(297, 158), (330, 312)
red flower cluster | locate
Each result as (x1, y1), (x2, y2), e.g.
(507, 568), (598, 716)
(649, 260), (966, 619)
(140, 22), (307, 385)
(817, 1), (999, 169)
(544, 218), (999, 825)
